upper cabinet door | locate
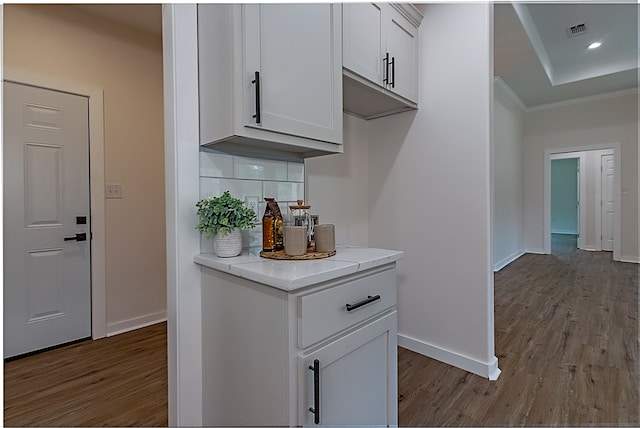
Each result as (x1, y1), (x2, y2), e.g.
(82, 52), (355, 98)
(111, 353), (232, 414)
(385, 6), (419, 103)
(198, 4), (343, 159)
(244, 4), (343, 144)
(342, 3), (422, 119)
(343, 3), (384, 86)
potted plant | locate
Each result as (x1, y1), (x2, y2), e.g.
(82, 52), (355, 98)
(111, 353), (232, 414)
(196, 190), (256, 257)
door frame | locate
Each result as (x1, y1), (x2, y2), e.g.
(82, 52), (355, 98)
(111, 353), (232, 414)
(549, 152), (585, 248)
(4, 68), (107, 339)
(544, 142), (621, 260)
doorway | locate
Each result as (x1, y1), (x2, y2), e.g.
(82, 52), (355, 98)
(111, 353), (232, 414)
(550, 153), (584, 251)
(3, 70), (108, 343)
(545, 145), (620, 258)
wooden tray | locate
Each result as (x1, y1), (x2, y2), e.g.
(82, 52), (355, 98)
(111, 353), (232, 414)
(260, 249), (336, 260)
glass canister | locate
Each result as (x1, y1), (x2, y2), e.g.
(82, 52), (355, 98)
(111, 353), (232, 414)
(289, 200), (313, 248)
(262, 198), (283, 252)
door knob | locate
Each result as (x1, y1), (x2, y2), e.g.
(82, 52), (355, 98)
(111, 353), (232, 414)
(64, 233), (87, 242)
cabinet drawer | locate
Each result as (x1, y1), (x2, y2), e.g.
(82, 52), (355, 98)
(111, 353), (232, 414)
(298, 267), (396, 349)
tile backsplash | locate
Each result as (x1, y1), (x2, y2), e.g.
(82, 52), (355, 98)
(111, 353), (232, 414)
(199, 148), (305, 250)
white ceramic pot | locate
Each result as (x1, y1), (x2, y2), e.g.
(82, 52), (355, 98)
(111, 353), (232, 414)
(213, 227), (242, 257)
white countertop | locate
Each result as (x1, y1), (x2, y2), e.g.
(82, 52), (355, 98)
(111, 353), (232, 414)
(194, 246), (404, 291)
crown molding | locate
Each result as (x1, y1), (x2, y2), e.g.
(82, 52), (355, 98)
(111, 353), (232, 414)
(525, 87), (639, 112)
(494, 76), (526, 111)
(391, 3), (423, 28)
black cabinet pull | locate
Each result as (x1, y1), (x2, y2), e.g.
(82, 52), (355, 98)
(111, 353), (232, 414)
(64, 233), (87, 242)
(382, 52), (390, 86)
(345, 294), (381, 312)
(252, 71), (261, 124)
(390, 56), (395, 88)
(308, 359), (320, 424)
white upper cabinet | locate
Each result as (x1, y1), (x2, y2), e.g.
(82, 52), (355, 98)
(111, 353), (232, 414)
(386, 6), (419, 102)
(343, 3), (422, 120)
(198, 4), (343, 160)
(342, 3), (385, 88)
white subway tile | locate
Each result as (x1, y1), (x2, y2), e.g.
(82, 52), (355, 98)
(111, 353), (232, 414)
(200, 235), (214, 253)
(287, 162), (305, 182)
(263, 181), (304, 202)
(234, 156), (288, 181)
(241, 226), (262, 249)
(200, 151), (234, 178)
(200, 178), (263, 201)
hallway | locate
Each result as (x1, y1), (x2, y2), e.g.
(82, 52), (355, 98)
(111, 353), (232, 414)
(398, 235), (638, 425)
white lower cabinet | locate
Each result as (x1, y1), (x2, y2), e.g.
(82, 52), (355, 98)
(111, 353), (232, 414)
(299, 311), (397, 426)
(201, 263), (398, 427)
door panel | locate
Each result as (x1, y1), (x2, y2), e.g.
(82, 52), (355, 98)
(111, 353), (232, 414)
(3, 81), (91, 358)
(244, 4), (343, 143)
(24, 143), (64, 227)
(343, 3), (383, 85)
(385, 6), (418, 102)
(601, 154), (614, 251)
(299, 311), (397, 426)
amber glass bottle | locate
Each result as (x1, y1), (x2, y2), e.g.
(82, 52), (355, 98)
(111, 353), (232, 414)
(262, 198), (283, 252)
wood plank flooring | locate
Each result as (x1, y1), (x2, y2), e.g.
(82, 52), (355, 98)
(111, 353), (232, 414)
(4, 322), (167, 427)
(398, 234), (639, 426)
(4, 235), (638, 426)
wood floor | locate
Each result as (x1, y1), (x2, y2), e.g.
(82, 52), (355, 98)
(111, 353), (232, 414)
(4, 235), (638, 426)
(399, 234), (639, 426)
(4, 322), (168, 427)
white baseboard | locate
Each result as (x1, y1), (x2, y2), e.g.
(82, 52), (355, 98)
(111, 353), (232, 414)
(398, 333), (501, 381)
(494, 250), (525, 272)
(525, 248), (547, 255)
(106, 310), (167, 337)
(618, 255), (640, 264)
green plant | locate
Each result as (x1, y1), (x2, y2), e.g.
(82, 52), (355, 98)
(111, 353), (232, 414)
(195, 191), (256, 236)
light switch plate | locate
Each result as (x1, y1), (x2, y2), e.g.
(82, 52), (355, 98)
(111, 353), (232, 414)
(106, 184), (123, 199)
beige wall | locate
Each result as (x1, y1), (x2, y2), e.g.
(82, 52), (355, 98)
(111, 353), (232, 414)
(4, 5), (167, 333)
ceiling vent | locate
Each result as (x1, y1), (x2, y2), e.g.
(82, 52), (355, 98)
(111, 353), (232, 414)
(567, 23), (587, 37)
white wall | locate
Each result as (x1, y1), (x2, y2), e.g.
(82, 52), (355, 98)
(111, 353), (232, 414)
(307, 3), (498, 380)
(493, 82), (524, 270)
(4, 5), (167, 333)
(523, 92), (639, 261)
(367, 3), (498, 379)
(306, 114), (370, 247)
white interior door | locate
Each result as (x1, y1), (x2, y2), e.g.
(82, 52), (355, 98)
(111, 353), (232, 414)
(3, 81), (91, 358)
(601, 154), (615, 251)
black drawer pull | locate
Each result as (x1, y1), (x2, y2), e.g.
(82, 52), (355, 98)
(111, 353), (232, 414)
(345, 294), (381, 312)
(308, 359), (320, 424)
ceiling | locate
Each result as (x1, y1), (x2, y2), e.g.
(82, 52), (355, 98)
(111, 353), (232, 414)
(494, 2), (639, 108)
(73, 3), (638, 109)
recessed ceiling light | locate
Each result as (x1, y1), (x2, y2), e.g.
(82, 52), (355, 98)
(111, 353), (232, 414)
(588, 42), (602, 49)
